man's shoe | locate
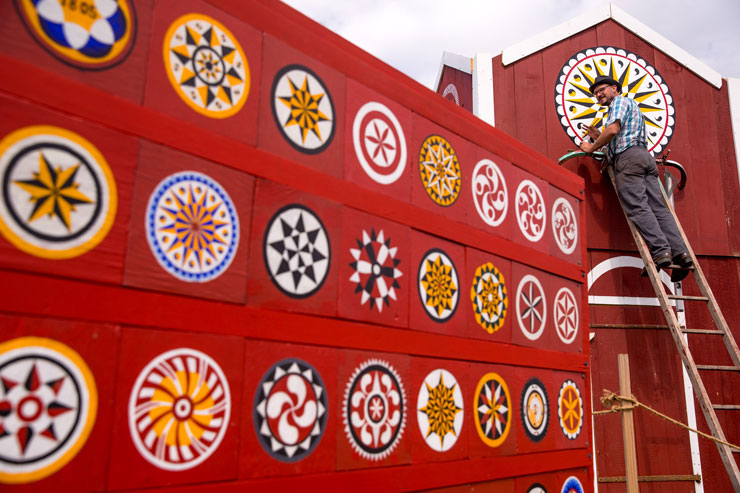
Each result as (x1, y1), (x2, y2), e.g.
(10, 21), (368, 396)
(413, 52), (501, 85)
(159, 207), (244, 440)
(653, 253), (672, 268)
(673, 252), (694, 268)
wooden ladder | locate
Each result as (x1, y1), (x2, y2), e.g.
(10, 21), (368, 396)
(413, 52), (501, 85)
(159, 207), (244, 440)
(605, 165), (740, 490)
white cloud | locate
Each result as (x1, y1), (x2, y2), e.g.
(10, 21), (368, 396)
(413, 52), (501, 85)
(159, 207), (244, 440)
(282, 0), (740, 87)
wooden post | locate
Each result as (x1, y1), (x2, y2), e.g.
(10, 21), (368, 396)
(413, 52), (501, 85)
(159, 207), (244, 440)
(619, 353), (639, 492)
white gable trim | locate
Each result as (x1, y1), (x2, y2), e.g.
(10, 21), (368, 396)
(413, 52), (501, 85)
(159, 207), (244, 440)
(501, 3), (722, 89)
(728, 78), (740, 190)
(502, 4), (610, 66)
(472, 53), (494, 126)
(433, 51), (472, 92)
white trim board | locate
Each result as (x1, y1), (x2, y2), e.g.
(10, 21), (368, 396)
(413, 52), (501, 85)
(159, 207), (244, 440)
(433, 51), (472, 92)
(501, 3), (722, 89)
(472, 53), (494, 126)
(728, 78), (740, 191)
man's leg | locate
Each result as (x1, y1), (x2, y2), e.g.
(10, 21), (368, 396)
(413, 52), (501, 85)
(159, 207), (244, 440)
(643, 158), (688, 256)
(613, 148), (671, 258)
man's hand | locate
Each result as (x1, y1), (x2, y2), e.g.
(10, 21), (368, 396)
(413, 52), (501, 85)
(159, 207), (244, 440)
(582, 125), (601, 141)
(579, 141), (596, 153)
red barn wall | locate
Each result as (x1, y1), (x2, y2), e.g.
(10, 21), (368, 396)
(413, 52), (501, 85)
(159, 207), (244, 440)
(436, 65), (474, 113)
(0, 0), (592, 491)
(490, 18), (740, 492)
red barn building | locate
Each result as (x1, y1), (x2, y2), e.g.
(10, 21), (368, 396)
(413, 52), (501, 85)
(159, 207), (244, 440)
(0, 0), (593, 491)
(436, 4), (740, 492)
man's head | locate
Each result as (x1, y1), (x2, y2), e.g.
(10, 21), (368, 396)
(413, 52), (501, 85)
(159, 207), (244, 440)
(589, 75), (622, 106)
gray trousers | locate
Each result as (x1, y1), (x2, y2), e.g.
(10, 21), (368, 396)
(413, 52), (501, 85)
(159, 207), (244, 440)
(612, 146), (687, 258)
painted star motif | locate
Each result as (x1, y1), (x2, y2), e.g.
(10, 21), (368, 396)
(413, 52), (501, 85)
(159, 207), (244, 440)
(364, 121), (396, 166)
(419, 373), (462, 447)
(0, 362), (74, 455)
(421, 255), (457, 317)
(269, 211), (326, 291)
(13, 152), (93, 231)
(565, 56), (665, 147)
(478, 381), (508, 438)
(157, 185), (229, 271)
(562, 388), (581, 431)
(279, 75), (330, 144)
(520, 281), (543, 333)
(421, 142), (459, 200)
(479, 276), (502, 321)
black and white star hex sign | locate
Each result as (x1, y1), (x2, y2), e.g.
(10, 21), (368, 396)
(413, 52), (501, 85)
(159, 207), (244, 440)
(349, 228), (402, 312)
(263, 204), (331, 298)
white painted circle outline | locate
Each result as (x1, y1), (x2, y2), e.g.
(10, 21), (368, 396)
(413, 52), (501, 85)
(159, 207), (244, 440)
(352, 101), (407, 185)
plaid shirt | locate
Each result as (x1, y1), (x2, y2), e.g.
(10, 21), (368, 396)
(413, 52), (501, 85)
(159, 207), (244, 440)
(604, 95), (647, 161)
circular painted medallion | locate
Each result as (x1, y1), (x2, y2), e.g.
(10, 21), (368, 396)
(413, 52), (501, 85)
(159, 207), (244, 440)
(528, 484), (547, 493)
(515, 180), (546, 242)
(417, 369), (463, 452)
(555, 46), (675, 155)
(163, 13), (250, 118)
(263, 204), (330, 298)
(0, 125), (117, 259)
(271, 65), (335, 154)
(472, 159), (508, 227)
(473, 372), (511, 448)
(470, 262), (508, 334)
(343, 359), (406, 461)
(561, 476), (584, 493)
(146, 171), (239, 283)
(418, 135), (461, 206)
(15, 0), (136, 70)
(0, 337), (97, 484)
(253, 359), (327, 462)
(554, 287), (579, 345)
(352, 101), (407, 185)
(552, 197), (577, 255)
(442, 84), (460, 106)
(516, 274), (547, 341)
(558, 379), (583, 440)
(418, 248), (459, 323)
(521, 378), (549, 442)
(128, 348), (231, 471)
(349, 228), (402, 312)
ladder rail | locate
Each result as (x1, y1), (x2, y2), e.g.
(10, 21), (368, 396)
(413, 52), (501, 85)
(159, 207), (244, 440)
(656, 181), (740, 367)
(605, 166), (740, 490)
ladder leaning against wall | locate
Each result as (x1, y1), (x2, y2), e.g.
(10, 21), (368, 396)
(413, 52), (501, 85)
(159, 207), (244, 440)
(559, 150), (740, 491)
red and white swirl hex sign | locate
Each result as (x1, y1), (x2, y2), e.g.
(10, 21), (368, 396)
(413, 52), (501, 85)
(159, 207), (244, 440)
(472, 159), (508, 227)
(515, 180), (546, 242)
(552, 198), (577, 255)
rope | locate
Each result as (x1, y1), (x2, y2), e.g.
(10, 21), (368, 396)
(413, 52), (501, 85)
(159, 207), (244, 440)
(594, 389), (740, 451)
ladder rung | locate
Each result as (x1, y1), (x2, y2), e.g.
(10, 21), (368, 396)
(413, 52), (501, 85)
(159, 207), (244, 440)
(681, 328), (725, 335)
(667, 295), (709, 301)
(696, 365), (740, 371)
(713, 405), (740, 410)
(590, 323), (669, 329)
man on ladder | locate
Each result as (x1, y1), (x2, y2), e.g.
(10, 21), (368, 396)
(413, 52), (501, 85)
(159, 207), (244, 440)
(578, 74), (693, 270)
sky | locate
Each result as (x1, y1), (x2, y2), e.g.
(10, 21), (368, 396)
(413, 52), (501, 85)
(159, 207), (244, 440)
(281, 0), (740, 89)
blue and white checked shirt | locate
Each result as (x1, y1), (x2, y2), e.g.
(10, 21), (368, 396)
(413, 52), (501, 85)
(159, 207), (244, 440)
(604, 95), (647, 161)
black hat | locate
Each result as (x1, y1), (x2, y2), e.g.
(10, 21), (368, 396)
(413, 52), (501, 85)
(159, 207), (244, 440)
(589, 75), (622, 94)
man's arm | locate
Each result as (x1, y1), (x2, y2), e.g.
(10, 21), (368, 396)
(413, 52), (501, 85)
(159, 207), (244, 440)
(579, 120), (620, 153)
